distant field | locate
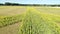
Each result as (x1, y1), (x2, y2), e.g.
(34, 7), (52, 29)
(0, 6), (60, 34)
(0, 6), (60, 16)
(34, 7), (60, 15)
(0, 6), (26, 16)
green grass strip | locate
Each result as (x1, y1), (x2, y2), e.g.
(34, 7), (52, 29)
(19, 8), (60, 34)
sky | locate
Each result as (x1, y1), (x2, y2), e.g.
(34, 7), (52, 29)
(0, 0), (60, 4)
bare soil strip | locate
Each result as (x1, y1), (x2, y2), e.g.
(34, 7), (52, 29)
(0, 22), (20, 34)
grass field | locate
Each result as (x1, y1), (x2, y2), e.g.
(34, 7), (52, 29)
(0, 6), (26, 34)
(0, 6), (26, 16)
(0, 6), (60, 34)
(19, 8), (60, 34)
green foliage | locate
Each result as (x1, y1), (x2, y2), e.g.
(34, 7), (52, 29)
(19, 8), (60, 34)
(0, 14), (22, 27)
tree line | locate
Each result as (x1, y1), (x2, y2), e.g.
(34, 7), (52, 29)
(0, 2), (60, 7)
(0, 2), (40, 6)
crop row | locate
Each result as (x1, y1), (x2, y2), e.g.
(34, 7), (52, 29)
(19, 8), (60, 34)
(0, 14), (23, 27)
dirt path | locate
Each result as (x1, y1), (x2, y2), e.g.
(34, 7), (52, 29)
(0, 22), (20, 34)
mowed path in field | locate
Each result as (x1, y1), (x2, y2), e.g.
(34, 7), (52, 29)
(0, 23), (20, 34)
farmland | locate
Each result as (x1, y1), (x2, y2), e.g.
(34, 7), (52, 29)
(0, 6), (60, 34)
(0, 6), (27, 16)
(0, 6), (26, 34)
